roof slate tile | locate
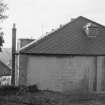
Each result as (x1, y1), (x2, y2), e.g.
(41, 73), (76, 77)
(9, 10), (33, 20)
(20, 16), (105, 55)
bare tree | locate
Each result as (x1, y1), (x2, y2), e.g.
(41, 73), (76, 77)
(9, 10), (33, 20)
(0, 0), (8, 50)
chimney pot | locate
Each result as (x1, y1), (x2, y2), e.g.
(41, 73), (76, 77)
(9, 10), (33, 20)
(13, 24), (16, 28)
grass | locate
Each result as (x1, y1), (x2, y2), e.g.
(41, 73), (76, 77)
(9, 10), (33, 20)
(0, 86), (105, 105)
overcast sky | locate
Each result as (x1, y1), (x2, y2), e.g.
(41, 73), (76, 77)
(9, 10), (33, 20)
(2, 0), (105, 48)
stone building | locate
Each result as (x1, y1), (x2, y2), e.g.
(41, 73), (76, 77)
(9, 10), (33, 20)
(16, 16), (105, 93)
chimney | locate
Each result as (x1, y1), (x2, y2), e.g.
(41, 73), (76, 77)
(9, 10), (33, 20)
(84, 23), (99, 37)
(17, 38), (34, 50)
(11, 24), (16, 86)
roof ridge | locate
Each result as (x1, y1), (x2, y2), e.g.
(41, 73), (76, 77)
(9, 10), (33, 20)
(79, 16), (105, 28)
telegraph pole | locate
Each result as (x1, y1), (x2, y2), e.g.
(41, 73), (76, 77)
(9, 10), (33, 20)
(11, 24), (16, 86)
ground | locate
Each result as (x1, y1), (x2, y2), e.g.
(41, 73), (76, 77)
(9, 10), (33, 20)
(0, 89), (105, 105)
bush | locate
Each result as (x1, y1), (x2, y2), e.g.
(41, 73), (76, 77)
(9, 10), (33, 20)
(0, 85), (20, 95)
(28, 84), (40, 93)
(16, 84), (40, 95)
(0, 84), (40, 96)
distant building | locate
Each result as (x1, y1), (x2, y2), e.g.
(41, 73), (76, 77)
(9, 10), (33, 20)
(0, 48), (11, 85)
(0, 60), (11, 86)
(17, 38), (35, 50)
(0, 76), (11, 86)
(0, 48), (11, 68)
(17, 16), (105, 93)
(15, 38), (35, 85)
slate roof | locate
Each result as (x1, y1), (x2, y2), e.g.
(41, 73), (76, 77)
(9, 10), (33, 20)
(0, 48), (11, 68)
(19, 16), (105, 55)
(0, 60), (11, 76)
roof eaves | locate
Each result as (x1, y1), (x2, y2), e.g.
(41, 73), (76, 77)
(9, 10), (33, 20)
(17, 52), (105, 56)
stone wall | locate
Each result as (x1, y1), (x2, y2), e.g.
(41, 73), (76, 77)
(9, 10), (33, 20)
(23, 56), (96, 92)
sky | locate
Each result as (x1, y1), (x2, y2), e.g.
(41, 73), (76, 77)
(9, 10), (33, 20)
(2, 0), (105, 48)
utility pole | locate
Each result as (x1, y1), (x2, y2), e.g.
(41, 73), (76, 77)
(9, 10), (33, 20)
(11, 24), (16, 86)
